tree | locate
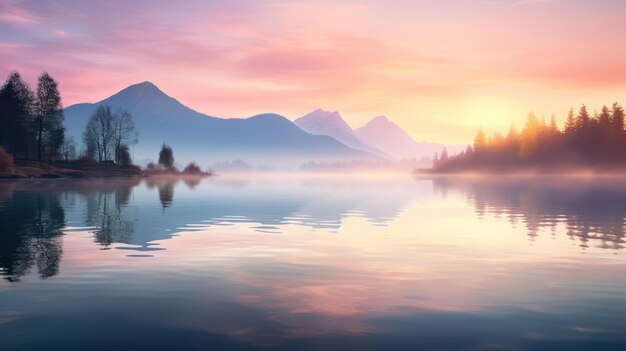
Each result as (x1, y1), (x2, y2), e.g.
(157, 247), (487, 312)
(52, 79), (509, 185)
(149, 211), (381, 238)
(474, 129), (486, 151)
(599, 105), (611, 128)
(564, 108), (576, 138)
(0, 71), (34, 158)
(575, 105), (591, 133)
(34, 73), (63, 161)
(158, 143), (174, 170)
(183, 162), (202, 174)
(61, 137), (76, 161)
(112, 110), (137, 164)
(612, 102), (625, 135)
(549, 114), (559, 134)
(520, 112), (540, 159)
(117, 144), (132, 166)
(440, 147), (449, 163)
(83, 105), (115, 162)
(432, 152), (439, 168)
(146, 162), (158, 172)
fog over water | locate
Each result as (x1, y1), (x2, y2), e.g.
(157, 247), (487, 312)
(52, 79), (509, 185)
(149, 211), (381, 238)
(1, 175), (625, 350)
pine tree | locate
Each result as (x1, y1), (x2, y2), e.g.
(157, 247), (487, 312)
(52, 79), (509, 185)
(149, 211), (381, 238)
(564, 108), (576, 137)
(576, 105), (590, 133)
(158, 143), (174, 170)
(0, 71), (34, 157)
(440, 147), (449, 163)
(474, 129), (486, 151)
(612, 102), (625, 135)
(549, 114), (559, 134)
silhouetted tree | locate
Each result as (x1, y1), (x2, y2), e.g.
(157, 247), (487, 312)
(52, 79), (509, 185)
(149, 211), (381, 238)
(117, 144), (132, 166)
(432, 102), (626, 172)
(183, 162), (202, 174)
(440, 147), (449, 163)
(112, 110), (137, 164)
(61, 136), (76, 161)
(474, 129), (486, 151)
(158, 143), (174, 170)
(83, 105), (114, 162)
(146, 162), (158, 171)
(612, 102), (625, 136)
(0, 72), (35, 158)
(34, 73), (63, 161)
(564, 108), (576, 138)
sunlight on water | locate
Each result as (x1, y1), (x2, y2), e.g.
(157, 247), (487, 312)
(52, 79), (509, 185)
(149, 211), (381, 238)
(1, 175), (625, 350)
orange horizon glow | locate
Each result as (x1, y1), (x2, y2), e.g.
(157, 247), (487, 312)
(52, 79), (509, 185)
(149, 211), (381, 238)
(2, 0), (626, 143)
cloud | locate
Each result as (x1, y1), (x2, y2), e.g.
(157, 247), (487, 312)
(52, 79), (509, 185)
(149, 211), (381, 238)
(2, 0), (626, 142)
(0, 0), (40, 25)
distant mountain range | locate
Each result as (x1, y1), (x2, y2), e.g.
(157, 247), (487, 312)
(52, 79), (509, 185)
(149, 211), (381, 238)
(295, 111), (466, 160)
(64, 82), (375, 168)
(294, 109), (389, 158)
(355, 116), (467, 160)
(64, 81), (465, 169)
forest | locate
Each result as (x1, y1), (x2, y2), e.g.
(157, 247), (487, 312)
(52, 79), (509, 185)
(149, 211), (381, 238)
(0, 71), (66, 162)
(432, 103), (626, 173)
(0, 71), (140, 175)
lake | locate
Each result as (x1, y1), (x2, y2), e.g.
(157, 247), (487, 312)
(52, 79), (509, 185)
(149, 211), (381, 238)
(1, 175), (625, 350)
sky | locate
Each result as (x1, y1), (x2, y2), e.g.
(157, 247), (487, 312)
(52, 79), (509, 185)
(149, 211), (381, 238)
(2, 0), (626, 143)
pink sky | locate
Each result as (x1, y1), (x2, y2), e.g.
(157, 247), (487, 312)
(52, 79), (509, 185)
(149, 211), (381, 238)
(2, 0), (626, 143)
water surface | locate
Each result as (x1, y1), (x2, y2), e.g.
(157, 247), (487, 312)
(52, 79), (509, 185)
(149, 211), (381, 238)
(1, 175), (625, 350)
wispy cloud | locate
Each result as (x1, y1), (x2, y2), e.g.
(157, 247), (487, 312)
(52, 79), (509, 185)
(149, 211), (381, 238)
(0, 0), (40, 25)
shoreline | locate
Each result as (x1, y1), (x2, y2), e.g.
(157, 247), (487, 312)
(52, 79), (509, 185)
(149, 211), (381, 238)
(0, 160), (218, 180)
(0, 160), (142, 179)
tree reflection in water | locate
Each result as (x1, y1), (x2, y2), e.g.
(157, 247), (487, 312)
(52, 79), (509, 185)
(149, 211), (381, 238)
(0, 179), (142, 281)
(145, 177), (175, 209)
(0, 182), (65, 281)
(83, 179), (140, 248)
(432, 177), (626, 251)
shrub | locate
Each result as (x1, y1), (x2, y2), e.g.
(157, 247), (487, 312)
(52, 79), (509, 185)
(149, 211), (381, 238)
(0, 146), (14, 172)
(145, 162), (159, 171)
(183, 162), (202, 174)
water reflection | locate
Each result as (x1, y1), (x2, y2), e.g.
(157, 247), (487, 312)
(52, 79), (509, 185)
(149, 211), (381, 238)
(1, 176), (626, 350)
(0, 182), (65, 281)
(2, 176), (626, 282)
(0, 176), (416, 281)
(83, 180), (139, 247)
(432, 177), (626, 251)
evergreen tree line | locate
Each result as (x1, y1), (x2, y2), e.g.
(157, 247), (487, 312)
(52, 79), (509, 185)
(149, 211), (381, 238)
(433, 102), (626, 172)
(0, 71), (65, 161)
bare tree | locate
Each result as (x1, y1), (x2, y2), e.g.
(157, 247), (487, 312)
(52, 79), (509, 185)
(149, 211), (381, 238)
(34, 72), (63, 161)
(61, 136), (76, 161)
(83, 105), (114, 162)
(112, 110), (137, 164)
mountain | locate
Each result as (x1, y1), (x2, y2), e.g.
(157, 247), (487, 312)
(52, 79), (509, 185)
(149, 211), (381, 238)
(355, 116), (467, 160)
(294, 109), (389, 158)
(64, 82), (375, 168)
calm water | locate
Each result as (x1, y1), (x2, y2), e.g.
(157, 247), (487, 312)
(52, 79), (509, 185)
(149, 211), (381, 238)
(1, 175), (625, 350)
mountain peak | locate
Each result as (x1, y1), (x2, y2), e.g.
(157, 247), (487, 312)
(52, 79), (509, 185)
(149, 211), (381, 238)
(121, 81), (164, 95)
(96, 80), (177, 109)
(293, 109), (389, 158)
(370, 115), (390, 124)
